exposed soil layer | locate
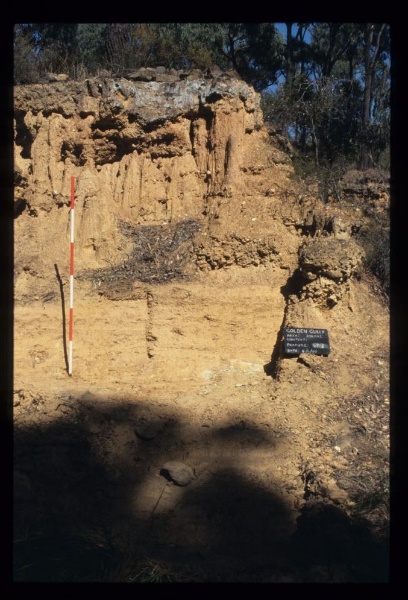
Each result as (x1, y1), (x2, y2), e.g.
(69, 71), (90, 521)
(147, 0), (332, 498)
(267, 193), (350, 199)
(13, 74), (390, 583)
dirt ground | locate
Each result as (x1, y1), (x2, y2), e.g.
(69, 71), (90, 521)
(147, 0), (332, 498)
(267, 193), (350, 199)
(13, 259), (390, 583)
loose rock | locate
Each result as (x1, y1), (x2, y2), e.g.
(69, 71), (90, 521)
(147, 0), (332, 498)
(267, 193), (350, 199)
(161, 461), (195, 486)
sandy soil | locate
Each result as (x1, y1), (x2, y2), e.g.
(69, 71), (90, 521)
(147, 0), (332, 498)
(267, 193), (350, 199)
(13, 76), (390, 581)
(13, 261), (390, 582)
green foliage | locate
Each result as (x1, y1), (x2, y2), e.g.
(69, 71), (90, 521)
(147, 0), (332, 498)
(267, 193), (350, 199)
(32, 23), (80, 77)
(14, 25), (41, 84)
(222, 23), (285, 90)
(103, 24), (159, 72)
(308, 23), (364, 79)
(76, 24), (109, 73)
(147, 23), (229, 69)
(263, 75), (364, 166)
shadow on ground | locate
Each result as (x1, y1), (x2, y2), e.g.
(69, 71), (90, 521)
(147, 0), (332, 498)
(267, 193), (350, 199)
(13, 393), (389, 582)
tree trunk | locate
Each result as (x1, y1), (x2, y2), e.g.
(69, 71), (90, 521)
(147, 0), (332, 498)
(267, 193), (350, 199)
(282, 23), (296, 138)
(285, 23), (295, 89)
(361, 23), (385, 170)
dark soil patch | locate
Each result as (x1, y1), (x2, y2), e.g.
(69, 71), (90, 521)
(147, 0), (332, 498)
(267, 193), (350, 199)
(78, 220), (201, 298)
(14, 395), (389, 583)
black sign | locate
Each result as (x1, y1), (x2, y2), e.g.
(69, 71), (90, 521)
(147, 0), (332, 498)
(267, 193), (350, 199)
(283, 327), (330, 356)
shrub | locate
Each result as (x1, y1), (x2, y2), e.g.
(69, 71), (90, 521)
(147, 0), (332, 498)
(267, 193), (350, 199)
(357, 217), (390, 298)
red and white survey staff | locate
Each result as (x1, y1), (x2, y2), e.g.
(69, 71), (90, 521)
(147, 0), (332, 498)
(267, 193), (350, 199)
(68, 176), (75, 375)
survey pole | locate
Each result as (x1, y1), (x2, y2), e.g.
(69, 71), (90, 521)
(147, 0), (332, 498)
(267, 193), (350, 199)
(68, 176), (75, 376)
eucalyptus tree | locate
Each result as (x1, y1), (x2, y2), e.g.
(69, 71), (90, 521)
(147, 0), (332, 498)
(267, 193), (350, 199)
(308, 22), (390, 169)
(360, 23), (390, 169)
(77, 23), (158, 74)
(14, 24), (41, 84)
(75, 24), (110, 73)
(219, 23), (285, 91)
(145, 23), (229, 69)
(26, 23), (80, 77)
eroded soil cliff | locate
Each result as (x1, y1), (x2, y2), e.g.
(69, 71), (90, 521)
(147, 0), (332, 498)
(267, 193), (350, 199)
(13, 69), (390, 582)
